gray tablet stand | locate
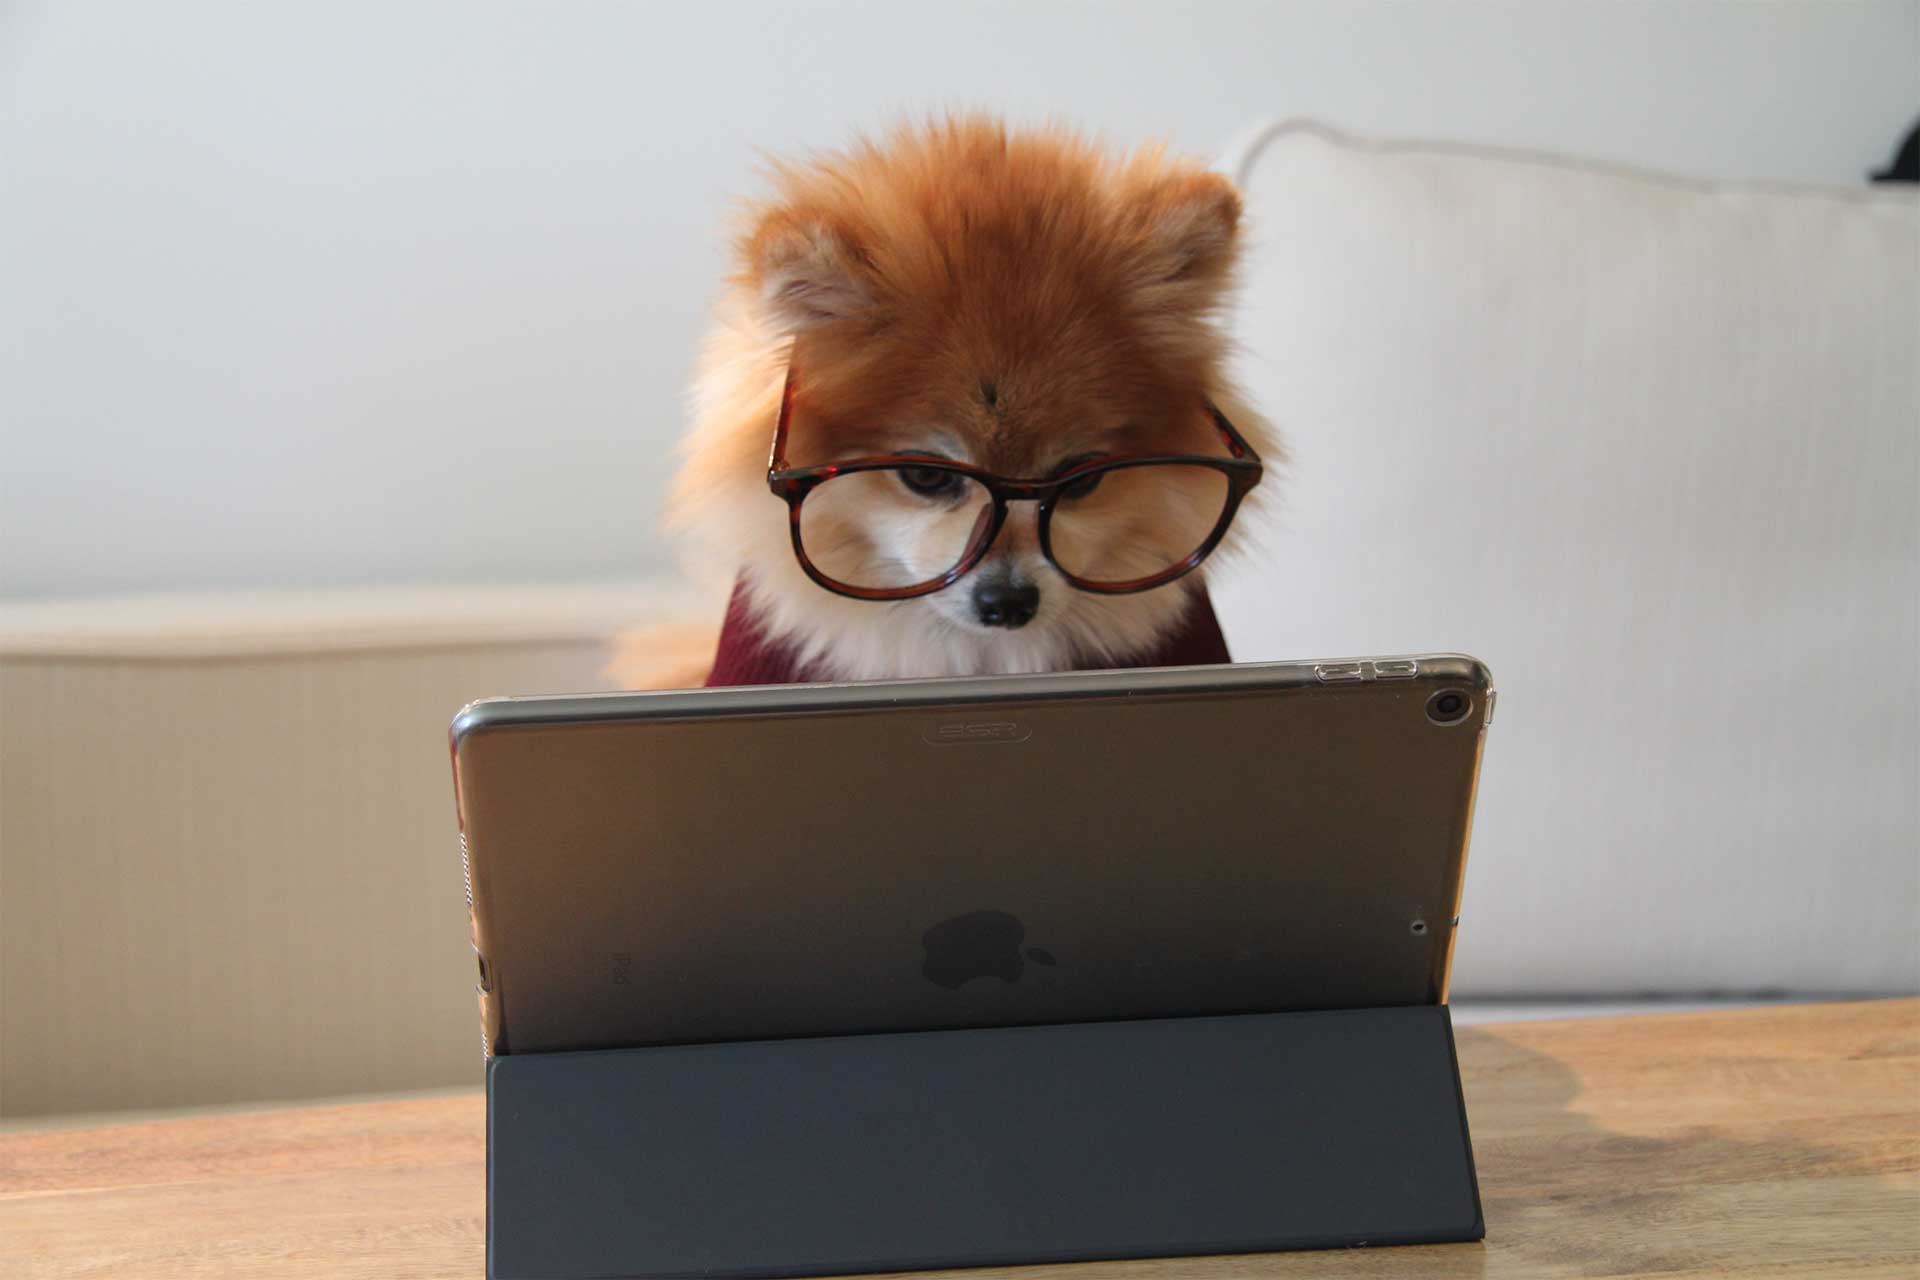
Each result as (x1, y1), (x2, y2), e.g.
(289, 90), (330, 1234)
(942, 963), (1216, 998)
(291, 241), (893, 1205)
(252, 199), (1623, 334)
(486, 1005), (1483, 1278)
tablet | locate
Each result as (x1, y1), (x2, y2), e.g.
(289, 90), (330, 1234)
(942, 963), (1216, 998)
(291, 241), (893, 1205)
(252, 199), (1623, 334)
(450, 656), (1492, 1055)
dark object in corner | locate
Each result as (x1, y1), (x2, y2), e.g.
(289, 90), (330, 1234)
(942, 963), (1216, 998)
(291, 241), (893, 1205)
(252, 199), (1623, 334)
(1871, 116), (1918, 183)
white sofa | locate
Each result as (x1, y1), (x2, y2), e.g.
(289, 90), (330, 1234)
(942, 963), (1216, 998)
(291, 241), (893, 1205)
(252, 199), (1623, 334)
(0, 583), (703, 1118)
(1215, 122), (1918, 998)
(3, 124), (1914, 1119)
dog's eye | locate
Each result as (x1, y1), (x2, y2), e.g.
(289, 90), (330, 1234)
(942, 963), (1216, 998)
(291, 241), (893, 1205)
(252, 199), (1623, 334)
(898, 464), (962, 499)
(1056, 455), (1110, 501)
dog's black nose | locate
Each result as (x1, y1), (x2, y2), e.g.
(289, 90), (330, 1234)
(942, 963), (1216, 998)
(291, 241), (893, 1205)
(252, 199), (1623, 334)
(972, 579), (1040, 629)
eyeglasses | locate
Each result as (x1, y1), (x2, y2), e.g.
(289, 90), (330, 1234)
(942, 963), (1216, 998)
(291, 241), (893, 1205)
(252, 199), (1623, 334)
(766, 365), (1263, 601)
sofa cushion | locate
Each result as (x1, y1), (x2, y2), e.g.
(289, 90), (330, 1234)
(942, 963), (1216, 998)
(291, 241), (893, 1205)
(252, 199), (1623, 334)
(1214, 121), (1918, 996)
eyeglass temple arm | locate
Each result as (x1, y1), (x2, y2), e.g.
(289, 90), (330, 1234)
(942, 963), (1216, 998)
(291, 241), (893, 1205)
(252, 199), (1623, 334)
(1207, 402), (1257, 462)
(767, 365), (800, 474)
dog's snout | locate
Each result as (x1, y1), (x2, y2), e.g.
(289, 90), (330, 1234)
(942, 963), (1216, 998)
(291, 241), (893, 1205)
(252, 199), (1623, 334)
(972, 578), (1040, 629)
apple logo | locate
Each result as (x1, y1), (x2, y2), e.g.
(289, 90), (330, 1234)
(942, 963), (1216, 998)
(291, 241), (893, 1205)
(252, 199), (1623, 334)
(921, 910), (1058, 989)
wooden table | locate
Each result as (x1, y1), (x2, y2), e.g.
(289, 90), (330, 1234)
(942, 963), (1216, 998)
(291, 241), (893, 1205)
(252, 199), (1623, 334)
(3, 999), (1916, 1278)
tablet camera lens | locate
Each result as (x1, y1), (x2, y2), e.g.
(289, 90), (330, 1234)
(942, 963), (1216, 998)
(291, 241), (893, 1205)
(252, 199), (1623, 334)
(1427, 691), (1471, 725)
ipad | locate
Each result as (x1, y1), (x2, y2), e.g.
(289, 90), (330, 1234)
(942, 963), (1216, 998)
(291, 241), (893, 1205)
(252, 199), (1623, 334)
(450, 656), (1492, 1056)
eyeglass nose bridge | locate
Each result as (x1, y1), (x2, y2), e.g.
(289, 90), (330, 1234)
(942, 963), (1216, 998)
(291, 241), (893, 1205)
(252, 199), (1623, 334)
(990, 477), (1061, 502)
(962, 476), (1075, 561)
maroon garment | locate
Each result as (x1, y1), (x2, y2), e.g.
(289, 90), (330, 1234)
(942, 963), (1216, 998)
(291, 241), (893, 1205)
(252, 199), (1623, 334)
(705, 576), (1231, 686)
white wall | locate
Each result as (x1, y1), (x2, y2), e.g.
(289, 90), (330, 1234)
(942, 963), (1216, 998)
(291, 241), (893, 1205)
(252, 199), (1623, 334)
(3, 0), (1916, 599)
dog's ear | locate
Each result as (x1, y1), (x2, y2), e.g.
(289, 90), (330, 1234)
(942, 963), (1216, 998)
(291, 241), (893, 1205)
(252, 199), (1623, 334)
(743, 209), (877, 331)
(1126, 170), (1243, 307)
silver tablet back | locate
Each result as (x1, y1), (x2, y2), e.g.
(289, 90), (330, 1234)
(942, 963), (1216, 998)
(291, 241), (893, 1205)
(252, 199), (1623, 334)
(451, 657), (1492, 1055)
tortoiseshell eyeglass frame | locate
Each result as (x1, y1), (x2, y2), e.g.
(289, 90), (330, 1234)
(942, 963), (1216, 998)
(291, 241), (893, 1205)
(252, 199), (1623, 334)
(765, 364), (1264, 602)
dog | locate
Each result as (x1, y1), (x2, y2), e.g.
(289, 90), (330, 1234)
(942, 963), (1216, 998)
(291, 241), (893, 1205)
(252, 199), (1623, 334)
(613, 116), (1277, 688)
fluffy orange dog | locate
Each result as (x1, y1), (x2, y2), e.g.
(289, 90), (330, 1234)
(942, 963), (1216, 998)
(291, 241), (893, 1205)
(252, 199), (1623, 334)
(619, 117), (1277, 687)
